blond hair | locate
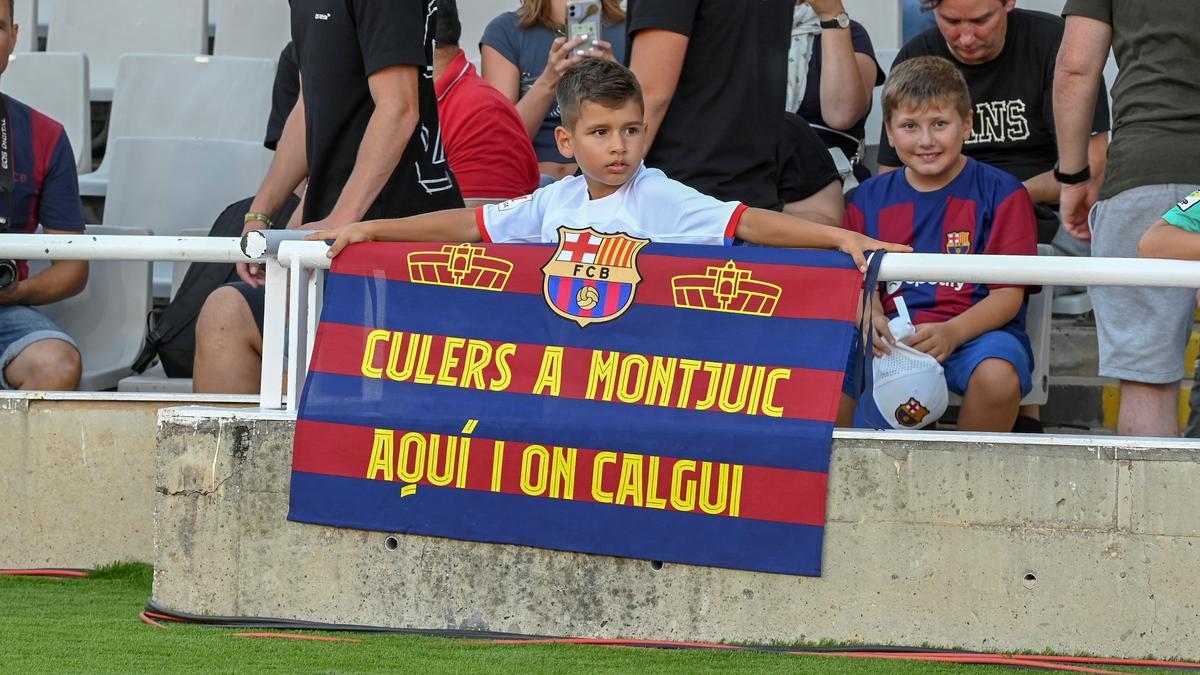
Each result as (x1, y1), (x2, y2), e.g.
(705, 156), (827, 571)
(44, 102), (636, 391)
(882, 56), (972, 124)
(517, 0), (625, 31)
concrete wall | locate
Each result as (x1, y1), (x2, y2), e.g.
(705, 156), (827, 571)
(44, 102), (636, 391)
(0, 396), (162, 568)
(0, 394), (254, 569)
(154, 408), (1200, 659)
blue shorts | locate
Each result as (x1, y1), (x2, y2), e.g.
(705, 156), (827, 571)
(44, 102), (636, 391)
(0, 305), (78, 389)
(842, 329), (1032, 400)
(943, 329), (1033, 398)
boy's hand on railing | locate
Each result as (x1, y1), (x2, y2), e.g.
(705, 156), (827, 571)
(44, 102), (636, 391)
(837, 231), (912, 272)
(302, 222), (373, 258)
(907, 322), (962, 363)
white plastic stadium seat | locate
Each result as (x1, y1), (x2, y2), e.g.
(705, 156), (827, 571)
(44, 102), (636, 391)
(843, 0), (902, 51)
(4, 52), (91, 173)
(13, 0), (36, 52)
(77, 54), (276, 197)
(35, 0), (50, 39)
(29, 224), (154, 392)
(946, 244), (1055, 411)
(461, 0), (520, 66)
(101, 136), (272, 297)
(212, 0), (291, 59)
(46, 0), (208, 101)
(862, 48), (899, 170)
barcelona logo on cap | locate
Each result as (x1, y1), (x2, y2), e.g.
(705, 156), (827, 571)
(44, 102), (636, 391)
(542, 226), (649, 327)
(895, 397), (931, 428)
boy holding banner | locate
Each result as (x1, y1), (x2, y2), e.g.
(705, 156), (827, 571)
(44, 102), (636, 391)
(307, 59), (906, 270)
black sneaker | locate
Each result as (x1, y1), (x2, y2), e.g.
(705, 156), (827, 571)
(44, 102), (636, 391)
(1012, 414), (1044, 434)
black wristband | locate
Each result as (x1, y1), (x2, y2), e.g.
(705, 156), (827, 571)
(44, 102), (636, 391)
(1053, 162), (1091, 185)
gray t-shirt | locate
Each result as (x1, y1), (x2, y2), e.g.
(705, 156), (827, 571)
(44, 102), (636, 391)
(1063, 0), (1200, 200)
(480, 11), (627, 164)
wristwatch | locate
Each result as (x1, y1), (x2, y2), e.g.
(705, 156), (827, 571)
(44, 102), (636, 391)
(1053, 161), (1091, 185)
(820, 12), (851, 29)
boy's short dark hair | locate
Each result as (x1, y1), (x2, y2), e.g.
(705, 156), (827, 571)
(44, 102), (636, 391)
(882, 56), (972, 123)
(435, 0), (461, 47)
(556, 59), (644, 130)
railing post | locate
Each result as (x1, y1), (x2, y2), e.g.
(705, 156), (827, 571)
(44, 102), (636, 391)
(306, 269), (324, 365)
(258, 259), (288, 409)
(286, 259), (310, 411)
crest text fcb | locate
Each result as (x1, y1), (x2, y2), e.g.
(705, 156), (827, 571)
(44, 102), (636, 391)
(542, 227), (649, 327)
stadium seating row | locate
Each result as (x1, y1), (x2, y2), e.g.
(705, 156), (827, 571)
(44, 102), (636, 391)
(15, 0), (289, 99)
(7, 53), (275, 183)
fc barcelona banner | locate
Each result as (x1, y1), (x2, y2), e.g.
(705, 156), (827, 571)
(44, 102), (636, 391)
(289, 228), (865, 576)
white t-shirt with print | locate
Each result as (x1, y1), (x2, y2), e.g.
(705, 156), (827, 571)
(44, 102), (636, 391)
(476, 164), (747, 245)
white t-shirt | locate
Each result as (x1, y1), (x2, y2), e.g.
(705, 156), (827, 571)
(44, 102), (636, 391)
(476, 164), (748, 245)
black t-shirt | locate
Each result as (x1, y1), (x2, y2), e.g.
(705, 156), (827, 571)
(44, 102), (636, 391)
(290, 0), (462, 223)
(626, 0), (794, 211)
(877, 9), (1110, 182)
(777, 112), (841, 204)
(798, 19), (885, 154)
(264, 42), (299, 151)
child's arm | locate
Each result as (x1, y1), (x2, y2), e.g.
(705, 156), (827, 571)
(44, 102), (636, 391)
(907, 287), (1024, 362)
(1139, 220), (1200, 260)
(304, 208), (481, 257)
(734, 207), (911, 271)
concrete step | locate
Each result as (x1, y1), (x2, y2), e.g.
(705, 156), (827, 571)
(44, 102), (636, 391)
(1048, 317), (1099, 377)
(1048, 316), (1200, 379)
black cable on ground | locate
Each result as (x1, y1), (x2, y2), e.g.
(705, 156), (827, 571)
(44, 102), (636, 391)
(141, 599), (1200, 671)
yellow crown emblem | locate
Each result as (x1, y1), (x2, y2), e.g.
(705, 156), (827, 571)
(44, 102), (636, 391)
(671, 260), (781, 317)
(407, 243), (512, 292)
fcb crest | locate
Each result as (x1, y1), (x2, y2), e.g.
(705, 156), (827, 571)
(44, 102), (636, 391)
(542, 226), (649, 327)
(945, 231), (972, 254)
(895, 397), (931, 428)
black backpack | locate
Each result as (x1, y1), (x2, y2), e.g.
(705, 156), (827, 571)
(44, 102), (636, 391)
(132, 195), (300, 377)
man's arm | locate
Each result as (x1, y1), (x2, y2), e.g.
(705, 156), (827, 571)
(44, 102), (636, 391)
(237, 89), (310, 286)
(627, 29), (688, 151)
(735, 207), (911, 271)
(0, 227), (87, 306)
(1026, 133), (1108, 205)
(305, 209), (481, 258)
(311, 64), (422, 230)
(1053, 14), (1112, 237)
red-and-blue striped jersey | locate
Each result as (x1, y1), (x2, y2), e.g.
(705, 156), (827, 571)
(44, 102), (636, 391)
(844, 158), (1038, 353)
(4, 94), (85, 280)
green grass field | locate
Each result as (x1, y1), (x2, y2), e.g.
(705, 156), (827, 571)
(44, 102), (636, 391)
(0, 563), (1155, 674)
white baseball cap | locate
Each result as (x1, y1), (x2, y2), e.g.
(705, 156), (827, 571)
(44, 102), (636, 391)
(855, 296), (948, 430)
(869, 342), (949, 430)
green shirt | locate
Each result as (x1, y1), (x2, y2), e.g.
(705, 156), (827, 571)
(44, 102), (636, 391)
(1163, 191), (1200, 233)
(1062, 0), (1200, 200)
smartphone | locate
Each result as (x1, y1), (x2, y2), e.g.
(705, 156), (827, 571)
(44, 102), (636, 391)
(567, 0), (603, 58)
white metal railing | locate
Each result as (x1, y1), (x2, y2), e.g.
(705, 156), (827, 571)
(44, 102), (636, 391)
(8, 233), (1200, 410)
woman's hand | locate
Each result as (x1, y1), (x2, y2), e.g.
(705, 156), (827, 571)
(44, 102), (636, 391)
(536, 37), (587, 90)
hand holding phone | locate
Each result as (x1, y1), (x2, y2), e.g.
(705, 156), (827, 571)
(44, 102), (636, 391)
(567, 0), (603, 58)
